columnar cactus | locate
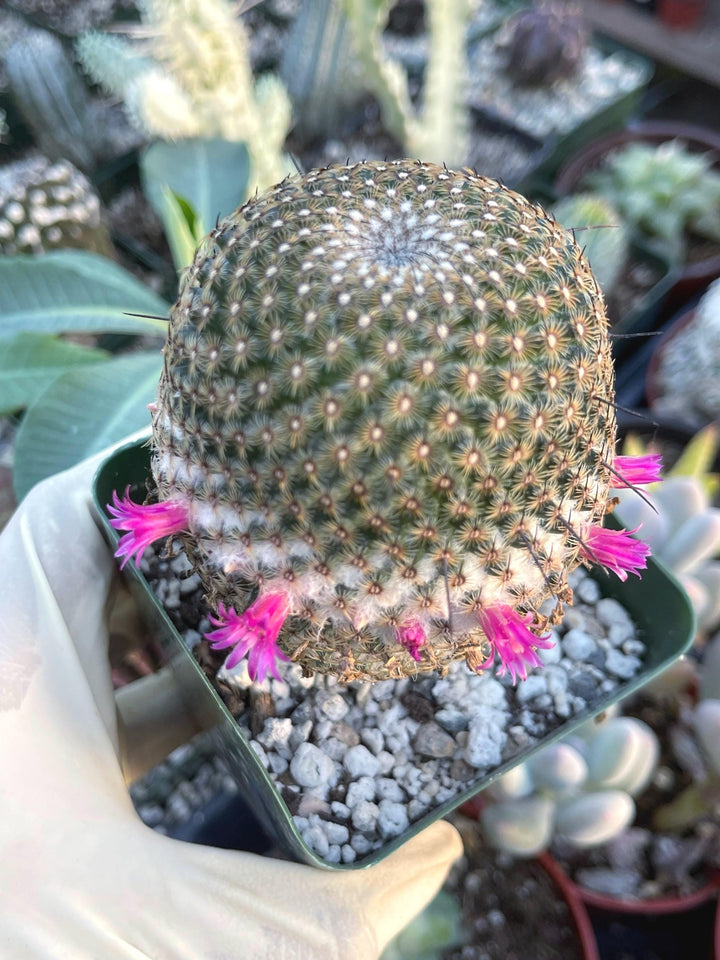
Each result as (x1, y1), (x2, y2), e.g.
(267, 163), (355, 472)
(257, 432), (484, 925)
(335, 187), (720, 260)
(109, 159), (658, 683)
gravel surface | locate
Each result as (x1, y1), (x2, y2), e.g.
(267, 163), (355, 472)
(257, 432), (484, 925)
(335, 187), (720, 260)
(131, 543), (646, 864)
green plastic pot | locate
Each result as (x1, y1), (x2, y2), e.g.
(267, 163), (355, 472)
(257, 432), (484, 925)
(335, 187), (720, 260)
(93, 440), (696, 870)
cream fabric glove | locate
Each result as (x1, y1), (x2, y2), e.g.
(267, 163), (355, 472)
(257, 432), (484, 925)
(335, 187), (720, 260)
(0, 448), (462, 960)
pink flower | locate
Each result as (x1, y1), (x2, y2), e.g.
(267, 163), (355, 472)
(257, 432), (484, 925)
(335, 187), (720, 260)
(396, 620), (427, 661)
(475, 604), (554, 684)
(107, 487), (189, 569)
(611, 454), (663, 488)
(206, 593), (290, 682)
(579, 524), (651, 582)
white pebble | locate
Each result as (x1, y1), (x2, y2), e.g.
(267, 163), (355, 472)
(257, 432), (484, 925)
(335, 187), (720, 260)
(344, 744), (380, 778)
(290, 742), (338, 788)
(378, 800), (409, 838)
(562, 629), (598, 661)
(351, 800), (380, 833)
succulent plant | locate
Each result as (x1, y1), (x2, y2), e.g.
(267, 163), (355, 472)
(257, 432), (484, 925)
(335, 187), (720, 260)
(551, 192), (629, 296)
(655, 279), (720, 426)
(76, 0), (293, 196)
(501, 1), (588, 87)
(108, 159), (659, 684)
(5, 29), (100, 172)
(380, 888), (464, 960)
(340, 0), (473, 165)
(0, 155), (113, 257)
(587, 140), (720, 264)
(615, 425), (720, 636)
(481, 713), (659, 856)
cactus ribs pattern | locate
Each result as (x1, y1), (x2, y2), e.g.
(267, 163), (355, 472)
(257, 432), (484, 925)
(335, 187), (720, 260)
(110, 160), (656, 683)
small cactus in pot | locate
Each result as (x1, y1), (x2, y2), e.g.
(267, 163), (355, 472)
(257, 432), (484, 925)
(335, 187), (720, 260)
(108, 159), (658, 684)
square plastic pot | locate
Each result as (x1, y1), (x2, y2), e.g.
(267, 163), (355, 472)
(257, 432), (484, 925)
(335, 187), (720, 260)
(93, 440), (696, 870)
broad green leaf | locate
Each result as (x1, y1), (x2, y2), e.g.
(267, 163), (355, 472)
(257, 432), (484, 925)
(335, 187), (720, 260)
(158, 186), (205, 273)
(140, 138), (250, 237)
(0, 332), (109, 414)
(670, 424), (720, 480)
(14, 351), (162, 499)
(0, 251), (170, 337)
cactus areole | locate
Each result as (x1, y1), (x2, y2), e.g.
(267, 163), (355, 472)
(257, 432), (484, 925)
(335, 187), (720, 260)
(110, 160), (657, 683)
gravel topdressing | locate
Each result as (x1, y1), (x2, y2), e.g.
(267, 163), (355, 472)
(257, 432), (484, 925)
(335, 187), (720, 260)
(142, 544), (645, 864)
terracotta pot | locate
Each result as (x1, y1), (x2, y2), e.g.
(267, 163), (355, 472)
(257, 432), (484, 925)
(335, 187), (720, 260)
(546, 853), (720, 960)
(657, 0), (707, 29)
(554, 121), (720, 305)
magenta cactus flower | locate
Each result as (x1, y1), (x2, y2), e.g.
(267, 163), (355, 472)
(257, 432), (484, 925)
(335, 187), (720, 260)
(206, 595), (290, 682)
(396, 621), (428, 662)
(579, 525), (651, 582)
(476, 605), (554, 684)
(107, 488), (189, 569)
(107, 160), (658, 684)
(611, 454), (663, 488)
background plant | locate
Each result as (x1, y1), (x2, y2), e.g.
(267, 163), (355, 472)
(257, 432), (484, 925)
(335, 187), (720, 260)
(586, 140), (720, 264)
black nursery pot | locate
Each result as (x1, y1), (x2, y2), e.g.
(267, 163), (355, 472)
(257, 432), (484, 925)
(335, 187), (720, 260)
(93, 440), (696, 870)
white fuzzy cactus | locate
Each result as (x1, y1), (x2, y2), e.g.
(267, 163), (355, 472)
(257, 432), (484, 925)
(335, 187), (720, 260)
(76, 0), (293, 195)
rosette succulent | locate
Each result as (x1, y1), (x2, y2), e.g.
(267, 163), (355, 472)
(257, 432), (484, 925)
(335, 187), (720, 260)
(109, 159), (657, 684)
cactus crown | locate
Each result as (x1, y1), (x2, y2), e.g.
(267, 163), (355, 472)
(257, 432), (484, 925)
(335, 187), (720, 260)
(139, 159), (628, 682)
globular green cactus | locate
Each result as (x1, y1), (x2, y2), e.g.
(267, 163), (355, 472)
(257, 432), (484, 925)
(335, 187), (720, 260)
(502, 0), (588, 87)
(0, 155), (112, 256)
(481, 715), (658, 856)
(109, 159), (657, 683)
(551, 193), (628, 296)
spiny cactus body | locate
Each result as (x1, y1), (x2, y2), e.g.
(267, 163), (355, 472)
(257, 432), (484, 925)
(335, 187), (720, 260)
(552, 193), (628, 296)
(0, 155), (112, 256)
(110, 159), (657, 683)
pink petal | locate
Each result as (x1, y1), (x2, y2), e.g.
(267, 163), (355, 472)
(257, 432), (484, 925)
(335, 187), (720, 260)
(396, 620), (427, 661)
(107, 487), (189, 568)
(205, 592), (290, 682)
(475, 604), (554, 685)
(580, 524), (651, 582)
(611, 454), (663, 488)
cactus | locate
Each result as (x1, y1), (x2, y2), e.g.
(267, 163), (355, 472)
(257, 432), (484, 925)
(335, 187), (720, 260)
(5, 29), (100, 172)
(0, 155), (113, 257)
(76, 0), (293, 197)
(340, 0), (472, 165)
(108, 159), (659, 683)
(587, 140), (720, 264)
(501, 1), (588, 87)
(551, 193), (628, 296)
(655, 280), (720, 425)
(481, 715), (658, 856)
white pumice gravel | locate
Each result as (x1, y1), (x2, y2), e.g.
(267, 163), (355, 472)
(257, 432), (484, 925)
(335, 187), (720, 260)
(140, 550), (647, 863)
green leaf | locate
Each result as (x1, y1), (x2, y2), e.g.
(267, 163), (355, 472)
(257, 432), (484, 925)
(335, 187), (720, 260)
(157, 186), (205, 273)
(0, 251), (170, 337)
(670, 424), (720, 480)
(0, 332), (109, 415)
(13, 351), (162, 499)
(140, 138), (250, 236)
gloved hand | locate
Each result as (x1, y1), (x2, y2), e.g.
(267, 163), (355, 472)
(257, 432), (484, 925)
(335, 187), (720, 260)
(0, 446), (462, 960)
